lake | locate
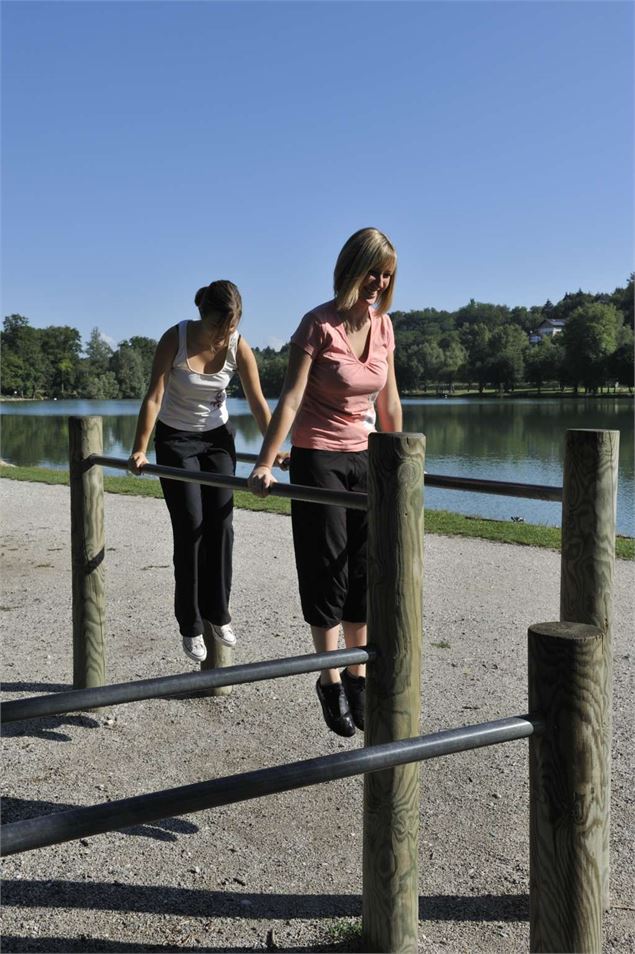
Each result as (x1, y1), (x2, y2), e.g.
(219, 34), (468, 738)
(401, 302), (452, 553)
(1, 397), (633, 535)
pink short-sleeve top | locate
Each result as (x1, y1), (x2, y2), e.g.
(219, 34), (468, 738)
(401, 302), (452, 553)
(290, 299), (395, 452)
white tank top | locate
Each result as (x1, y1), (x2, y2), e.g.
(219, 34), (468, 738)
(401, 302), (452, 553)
(158, 321), (239, 431)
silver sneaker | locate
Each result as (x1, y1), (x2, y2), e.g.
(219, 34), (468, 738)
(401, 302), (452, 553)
(206, 621), (236, 647)
(182, 634), (207, 662)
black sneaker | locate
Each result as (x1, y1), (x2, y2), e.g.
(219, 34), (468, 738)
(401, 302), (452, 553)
(315, 678), (356, 737)
(341, 668), (365, 731)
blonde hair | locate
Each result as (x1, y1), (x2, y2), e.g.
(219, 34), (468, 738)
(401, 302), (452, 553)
(333, 227), (397, 313)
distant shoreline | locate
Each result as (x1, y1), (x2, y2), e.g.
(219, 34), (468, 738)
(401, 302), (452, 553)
(2, 390), (633, 404)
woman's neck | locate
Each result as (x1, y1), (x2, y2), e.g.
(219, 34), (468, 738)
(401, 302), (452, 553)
(340, 300), (369, 331)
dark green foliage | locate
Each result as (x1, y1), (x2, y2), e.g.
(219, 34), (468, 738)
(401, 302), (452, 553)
(2, 276), (632, 398)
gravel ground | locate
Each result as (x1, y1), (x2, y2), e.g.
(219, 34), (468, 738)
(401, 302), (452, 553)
(1, 479), (634, 954)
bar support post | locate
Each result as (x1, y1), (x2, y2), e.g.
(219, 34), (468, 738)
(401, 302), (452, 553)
(199, 628), (233, 697)
(528, 621), (608, 953)
(363, 432), (425, 954)
(69, 416), (106, 689)
(560, 428), (618, 910)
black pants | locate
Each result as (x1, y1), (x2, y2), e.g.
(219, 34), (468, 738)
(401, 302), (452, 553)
(155, 420), (236, 638)
(289, 446), (368, 629)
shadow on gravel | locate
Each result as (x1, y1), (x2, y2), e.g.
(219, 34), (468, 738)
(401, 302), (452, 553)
(0, 937), (353, 953)
(1, 712), (100, 740)
(1, 681), (70, 693)
(1, 800), (199, 843)
(2, 879), (529, 922)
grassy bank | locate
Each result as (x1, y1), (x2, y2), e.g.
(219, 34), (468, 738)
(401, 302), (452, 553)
(2, 464), (633, 560)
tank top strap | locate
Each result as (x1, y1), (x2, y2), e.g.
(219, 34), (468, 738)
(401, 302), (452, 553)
(224, 331), (240, 373)
(173, 321), (189, 369)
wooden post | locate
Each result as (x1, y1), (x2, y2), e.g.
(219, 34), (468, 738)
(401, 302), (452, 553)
(560, 428), (618, 910)
(363, 432), (425, 954)
(199, 628), (233, 697)
(69, 416), (106, 689)
(528, 621), (609, 953)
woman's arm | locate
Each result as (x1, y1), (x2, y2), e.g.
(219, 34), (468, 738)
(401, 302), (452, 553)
(128, 327), (177, 473)
(375, 352), (403, 432)
(236, 336), (272, 437)
(247, 344), (313, 495)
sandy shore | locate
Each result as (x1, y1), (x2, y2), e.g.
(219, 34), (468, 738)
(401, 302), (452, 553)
(1, 479), (634, 953)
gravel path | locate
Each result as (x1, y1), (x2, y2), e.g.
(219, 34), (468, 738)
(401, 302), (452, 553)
(1, 479), (634, 953)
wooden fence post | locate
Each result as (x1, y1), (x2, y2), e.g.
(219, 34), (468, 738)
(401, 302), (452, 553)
(69, 416), (106, 689)
(199, 630), (233, 697)
(363, 432), (425, 954)
(528, 621), (608, 953)
(560, 428), (618, 910)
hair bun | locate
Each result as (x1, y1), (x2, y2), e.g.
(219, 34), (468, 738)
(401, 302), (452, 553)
(194, 286), (208, 308)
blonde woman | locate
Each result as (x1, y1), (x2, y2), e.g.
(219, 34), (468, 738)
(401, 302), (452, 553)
(248, 228), (402, 737)
(130, 280), (278, 664)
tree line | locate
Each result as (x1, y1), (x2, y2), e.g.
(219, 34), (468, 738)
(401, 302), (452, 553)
(2, 276), (633, 400)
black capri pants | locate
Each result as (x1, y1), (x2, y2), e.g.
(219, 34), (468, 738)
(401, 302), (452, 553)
(155, 420), (236, 638)
(289, 446), (368, 629)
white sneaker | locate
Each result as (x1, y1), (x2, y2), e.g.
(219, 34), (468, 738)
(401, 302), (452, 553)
(206, 621), (236, 647)
(182, 635), (207, 663)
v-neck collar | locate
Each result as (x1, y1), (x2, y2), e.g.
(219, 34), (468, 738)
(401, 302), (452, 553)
(337, 305), (374, 365)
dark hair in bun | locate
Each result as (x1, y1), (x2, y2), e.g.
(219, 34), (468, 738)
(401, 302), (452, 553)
(194, 280), (242, 332)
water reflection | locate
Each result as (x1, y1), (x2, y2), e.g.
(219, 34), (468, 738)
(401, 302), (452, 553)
(1, 398), (633, 534)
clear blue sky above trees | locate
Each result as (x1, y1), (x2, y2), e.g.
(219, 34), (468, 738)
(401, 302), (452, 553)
(2, 1), (633, 350)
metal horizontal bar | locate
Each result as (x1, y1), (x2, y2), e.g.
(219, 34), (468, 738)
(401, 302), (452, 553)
(0, 648), (374, 725)
(237, 452), (563, 501)
(88, 455), (367, 510)
(0, 715), (542, 856)
(89, 454), (562, 503)
(423, 473), (562, 502)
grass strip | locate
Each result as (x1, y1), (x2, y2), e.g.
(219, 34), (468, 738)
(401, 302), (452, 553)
(2, 464), (633, 559)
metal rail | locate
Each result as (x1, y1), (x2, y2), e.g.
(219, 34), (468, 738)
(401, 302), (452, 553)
(90, 453), (563, 503)
(88, 455), (367, 510)
(0, 715), (543, 856)
(0, 648), (374, 724)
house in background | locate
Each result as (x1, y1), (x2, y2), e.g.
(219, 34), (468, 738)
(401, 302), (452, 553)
(528, 317), (566, 344)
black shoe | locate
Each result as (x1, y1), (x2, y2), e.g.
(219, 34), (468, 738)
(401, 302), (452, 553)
(341, 668), (365, 731)
(315, 678), (356, 737)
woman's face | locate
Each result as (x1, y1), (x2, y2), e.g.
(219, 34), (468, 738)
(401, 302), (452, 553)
(202, 312), (240, 348)
(358, 265), (393, 306)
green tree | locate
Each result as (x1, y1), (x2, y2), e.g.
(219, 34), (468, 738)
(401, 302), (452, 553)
(607, 324), (634, 390)
(460, 323), (492, 392)
(609, 274), (634, 330)
(111, 344), (146, 398)
(1, 314), (48, 397)
(487, 325), (528, 391)
(252, 348), (288, 397)
(438, 334), (467, 390)
(525, 338), (563, 392)
(455, 299), (509, 330)
(560, 302), (623, 391)
(394, 333), (426, 391)
(84, 371), (121, 399)
(85, 327), (113, 375)
(118, 335), (157, 383)
(40, 325), (82, 396)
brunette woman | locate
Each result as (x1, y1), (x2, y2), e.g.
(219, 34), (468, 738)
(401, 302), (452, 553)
(130, 280), (278, 663)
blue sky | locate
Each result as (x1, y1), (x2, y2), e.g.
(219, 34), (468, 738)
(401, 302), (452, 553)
(2, 1), (633, 351)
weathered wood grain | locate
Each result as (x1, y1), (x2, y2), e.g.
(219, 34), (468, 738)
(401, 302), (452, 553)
(560, 428), (618, 911)
(528, 621), (608, 953)
(69, 416), (106, 689)
(363, 432), (425, 954)
(199, 630), (233, 697)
